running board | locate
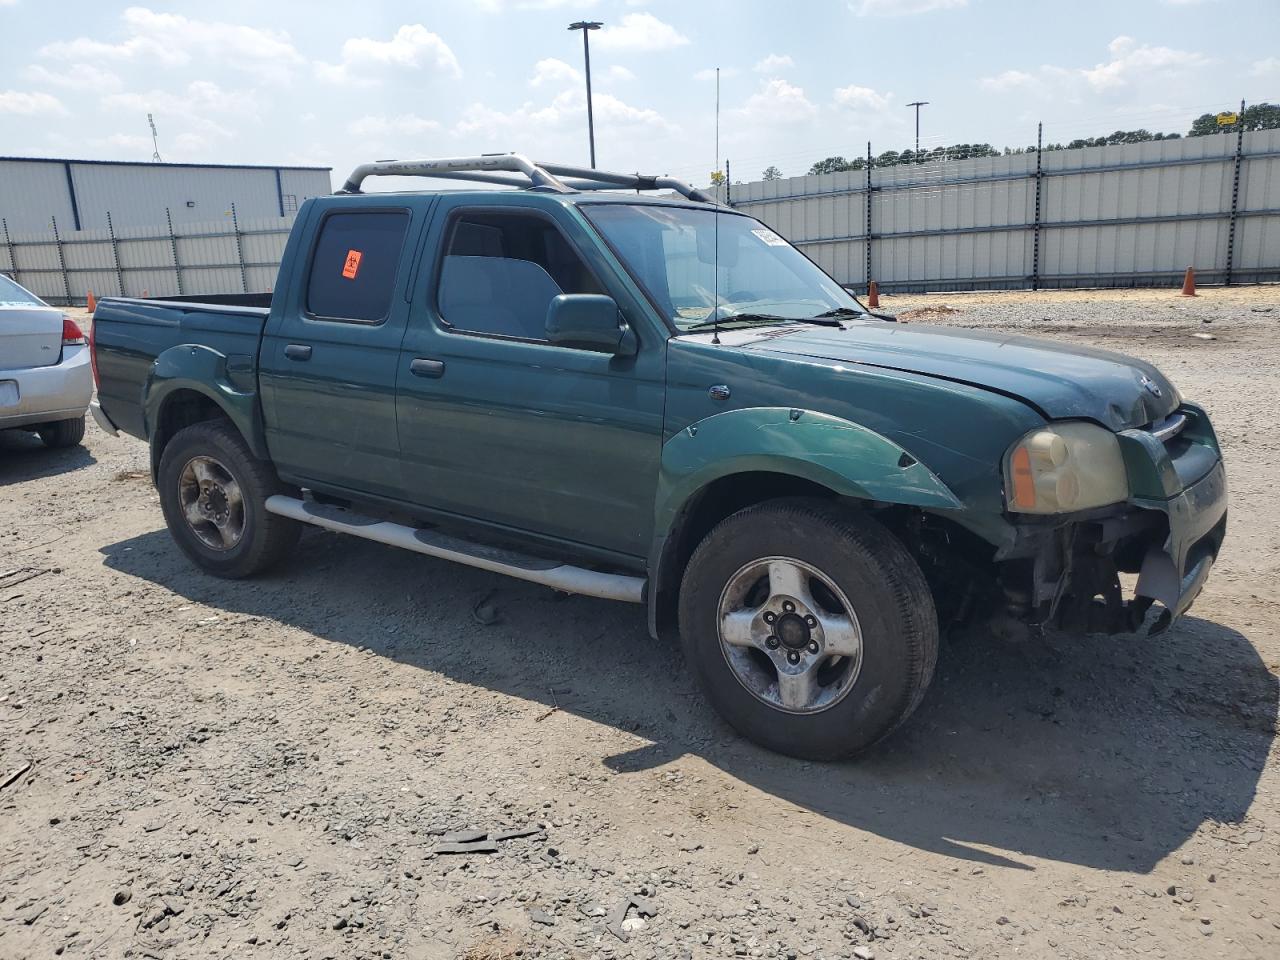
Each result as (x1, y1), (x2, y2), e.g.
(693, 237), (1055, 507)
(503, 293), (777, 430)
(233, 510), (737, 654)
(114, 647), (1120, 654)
(263, 495), (645, 604)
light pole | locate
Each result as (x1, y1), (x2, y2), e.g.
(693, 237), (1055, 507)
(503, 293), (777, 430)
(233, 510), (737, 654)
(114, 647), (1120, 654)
(568, 20), (603, 168)
(906, 100), (929, 160)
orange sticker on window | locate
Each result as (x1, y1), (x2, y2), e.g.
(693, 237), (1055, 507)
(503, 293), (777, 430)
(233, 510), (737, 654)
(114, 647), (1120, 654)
(342, 249), (362, 279)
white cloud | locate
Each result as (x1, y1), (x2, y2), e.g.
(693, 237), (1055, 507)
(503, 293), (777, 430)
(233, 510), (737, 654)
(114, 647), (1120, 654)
(39, 7), (302, 82)
(0, 0), (21, 7)
(980, 69), (1035, 92)
(103, 81), (259, 130)
(316, 24), (461, 85)
(1079, 36), (1210, 91)
(25, 63), (124, 93)
(0, 90), (67, 115)
(694, 66), (739, 81)
(851, 0), (967, 15)
(980, 37), (1211, 96)
(753, 54), (794, 74)
(733, 78), (817, 125)
(1250, 57), (1279, 77)
(453, 87), (672, 141)
(606, 65), (636, 83)
(595, 13), (689, 52)
(832, 84), (895, 116)
(348, 114), (442, 137)
(529, 58), (581, 88)
(473, 0), (599, 8)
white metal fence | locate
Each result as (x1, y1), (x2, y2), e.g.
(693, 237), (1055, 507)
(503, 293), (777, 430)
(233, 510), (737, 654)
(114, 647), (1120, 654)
(728, 129), (1280, 292)
(0, 205), (296, 305)
(5, 131), (1279, 304)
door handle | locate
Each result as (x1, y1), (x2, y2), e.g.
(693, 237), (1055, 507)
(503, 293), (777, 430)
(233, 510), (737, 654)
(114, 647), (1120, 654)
(284, 343), (312, 361)
(410, 358), (445, 378)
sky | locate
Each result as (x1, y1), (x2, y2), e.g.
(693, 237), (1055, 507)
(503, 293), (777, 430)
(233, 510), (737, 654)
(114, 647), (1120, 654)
(1, 0), (1277, 192)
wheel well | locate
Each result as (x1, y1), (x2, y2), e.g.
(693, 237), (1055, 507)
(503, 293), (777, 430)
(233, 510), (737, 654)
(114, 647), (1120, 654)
(652, 472), (842, 640)
(150, 389), (233, 479)
(651, 472), (996, 641)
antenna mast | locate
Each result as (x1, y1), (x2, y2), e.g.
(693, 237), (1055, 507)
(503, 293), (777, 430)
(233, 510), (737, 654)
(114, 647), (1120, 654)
(148, 113), (163, 162)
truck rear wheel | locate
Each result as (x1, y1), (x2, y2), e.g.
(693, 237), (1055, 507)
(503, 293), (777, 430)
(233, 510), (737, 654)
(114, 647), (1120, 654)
(157, 420), (300, 579)
(678, 498), (938, 760)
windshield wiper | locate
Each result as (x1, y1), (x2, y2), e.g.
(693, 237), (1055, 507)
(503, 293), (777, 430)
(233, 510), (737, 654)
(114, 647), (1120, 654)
(684, 312), (841, 332)
(812, 305), (898, 323)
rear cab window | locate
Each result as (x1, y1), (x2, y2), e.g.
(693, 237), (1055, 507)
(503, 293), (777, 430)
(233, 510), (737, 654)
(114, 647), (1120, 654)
(306, 211), (410, 323)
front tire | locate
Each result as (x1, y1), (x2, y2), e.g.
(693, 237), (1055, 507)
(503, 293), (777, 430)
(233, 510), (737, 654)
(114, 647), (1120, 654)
(157, 420), (300, 578)
(678, 498), (938, 761)
(38, 415), (86, 449)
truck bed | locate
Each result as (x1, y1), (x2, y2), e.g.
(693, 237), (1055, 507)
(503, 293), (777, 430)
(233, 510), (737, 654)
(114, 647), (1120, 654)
(92, 296), (271, 442)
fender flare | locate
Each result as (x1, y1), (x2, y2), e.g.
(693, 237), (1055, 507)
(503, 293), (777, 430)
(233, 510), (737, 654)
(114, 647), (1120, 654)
(646, 406), (963, 637)
(143, 343), (269, 472)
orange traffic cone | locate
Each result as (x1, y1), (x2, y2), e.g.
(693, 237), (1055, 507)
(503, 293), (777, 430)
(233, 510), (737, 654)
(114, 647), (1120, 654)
(867, 280), (880, 309)
(1180, 266), (1197, 297)
(86, 290), (96, 312)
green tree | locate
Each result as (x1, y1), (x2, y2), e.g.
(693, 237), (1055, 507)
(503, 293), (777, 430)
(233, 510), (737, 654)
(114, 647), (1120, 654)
(762, 165), (782, 181)
(806, 156), (854, 175)
(1189, 102), (1280, 136)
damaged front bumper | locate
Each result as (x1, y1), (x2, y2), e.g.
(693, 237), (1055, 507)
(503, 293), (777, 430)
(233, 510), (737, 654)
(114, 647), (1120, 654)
(994, 404), (1227, 636)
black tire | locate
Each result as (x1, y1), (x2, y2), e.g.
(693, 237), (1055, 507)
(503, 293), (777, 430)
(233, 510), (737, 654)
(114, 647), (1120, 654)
(678, 498), (938, 761)
(38, 415), (86, 449)
(157, 419), (300, 579)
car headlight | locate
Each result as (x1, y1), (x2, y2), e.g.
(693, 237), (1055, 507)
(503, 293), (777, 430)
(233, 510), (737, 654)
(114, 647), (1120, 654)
(1004, 422), (1129, 514)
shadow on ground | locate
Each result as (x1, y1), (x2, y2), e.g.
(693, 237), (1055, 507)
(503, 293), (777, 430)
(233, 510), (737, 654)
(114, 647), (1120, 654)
(0, 429), (96, 485)
(101, 525), (1276, 874)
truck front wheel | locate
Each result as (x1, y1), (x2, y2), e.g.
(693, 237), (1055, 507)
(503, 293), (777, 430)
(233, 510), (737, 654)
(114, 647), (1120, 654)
(678, 498), (938, 760)
(157, 420), (300, 579)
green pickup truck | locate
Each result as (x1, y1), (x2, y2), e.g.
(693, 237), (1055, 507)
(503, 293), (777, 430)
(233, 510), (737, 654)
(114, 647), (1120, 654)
(90, 154), (1227, 760)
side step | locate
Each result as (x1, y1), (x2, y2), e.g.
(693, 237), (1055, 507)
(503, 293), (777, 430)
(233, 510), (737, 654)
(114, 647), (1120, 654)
(264, 495), (646, 604)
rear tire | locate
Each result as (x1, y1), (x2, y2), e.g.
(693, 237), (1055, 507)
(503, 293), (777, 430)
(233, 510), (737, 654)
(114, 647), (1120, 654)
(38, 415), (86, 449)
(678, 498), (938, 761)
(157, 419), (300, 578)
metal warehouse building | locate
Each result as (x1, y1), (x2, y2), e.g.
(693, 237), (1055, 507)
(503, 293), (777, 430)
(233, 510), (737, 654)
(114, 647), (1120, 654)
(0, 157), (332, 235)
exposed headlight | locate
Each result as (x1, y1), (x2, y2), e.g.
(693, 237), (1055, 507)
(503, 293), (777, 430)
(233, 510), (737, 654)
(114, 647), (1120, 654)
(1004, 422), (1129, 514)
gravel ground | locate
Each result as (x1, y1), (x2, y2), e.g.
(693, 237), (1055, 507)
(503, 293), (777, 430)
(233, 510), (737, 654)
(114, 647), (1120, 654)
(2, 286), (1279, 960)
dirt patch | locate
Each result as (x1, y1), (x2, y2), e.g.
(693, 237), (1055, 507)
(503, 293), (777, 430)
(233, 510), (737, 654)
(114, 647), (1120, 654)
(2, 287), (1279, 959)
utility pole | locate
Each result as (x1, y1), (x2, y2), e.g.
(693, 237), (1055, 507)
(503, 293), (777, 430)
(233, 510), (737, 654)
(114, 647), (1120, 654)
(568, 21), (603, 167)
(906, 100), (929, 160)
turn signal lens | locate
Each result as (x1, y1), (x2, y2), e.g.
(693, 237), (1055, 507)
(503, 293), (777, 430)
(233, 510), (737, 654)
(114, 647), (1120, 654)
(1004, 422), (1128, 514)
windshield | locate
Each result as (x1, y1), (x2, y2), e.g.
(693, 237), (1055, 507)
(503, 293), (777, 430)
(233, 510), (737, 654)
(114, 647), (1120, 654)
(0, 274), (44, 307)
(581, 203), (861, 332)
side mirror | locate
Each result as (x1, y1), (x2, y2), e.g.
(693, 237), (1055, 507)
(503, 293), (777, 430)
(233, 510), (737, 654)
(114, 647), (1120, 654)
(545, 294), (636, 356)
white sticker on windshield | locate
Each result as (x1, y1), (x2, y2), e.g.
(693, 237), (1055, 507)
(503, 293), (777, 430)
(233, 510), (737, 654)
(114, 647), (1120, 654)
(751, 228), (787, 247)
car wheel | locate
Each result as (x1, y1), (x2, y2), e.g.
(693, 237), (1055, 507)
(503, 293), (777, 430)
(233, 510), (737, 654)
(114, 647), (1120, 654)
(157, 419), (300, 579)
(38, 415), (86, 449)
(678, 498), (938, 760)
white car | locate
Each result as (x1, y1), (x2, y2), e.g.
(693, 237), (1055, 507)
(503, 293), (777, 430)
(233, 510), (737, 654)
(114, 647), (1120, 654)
(0, 274), (92, 448)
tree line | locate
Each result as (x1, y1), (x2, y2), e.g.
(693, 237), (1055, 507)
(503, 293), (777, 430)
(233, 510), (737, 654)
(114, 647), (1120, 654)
(757, 102), (1280, 180)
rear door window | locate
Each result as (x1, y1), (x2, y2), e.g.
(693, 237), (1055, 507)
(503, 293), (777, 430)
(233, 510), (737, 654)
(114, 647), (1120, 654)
(307, 211), (410, 322)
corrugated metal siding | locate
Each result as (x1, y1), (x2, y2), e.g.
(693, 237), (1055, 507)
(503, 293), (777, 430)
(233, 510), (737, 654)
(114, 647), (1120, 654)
(0, 160), (77, 235)
(0, 158), (331, 233)
(732, 130), (1280, 290)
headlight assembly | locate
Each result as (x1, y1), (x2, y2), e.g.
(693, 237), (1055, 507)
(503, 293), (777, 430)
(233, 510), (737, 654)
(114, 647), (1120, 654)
(1004, 422), (1129, 514)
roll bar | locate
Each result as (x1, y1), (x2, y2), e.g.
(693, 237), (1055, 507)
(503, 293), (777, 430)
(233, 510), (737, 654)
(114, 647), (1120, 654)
(338, 153), (720, 204)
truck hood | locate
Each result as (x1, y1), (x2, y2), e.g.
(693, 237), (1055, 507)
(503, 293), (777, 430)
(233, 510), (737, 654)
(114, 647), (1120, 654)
(749, 320), (1179, 431)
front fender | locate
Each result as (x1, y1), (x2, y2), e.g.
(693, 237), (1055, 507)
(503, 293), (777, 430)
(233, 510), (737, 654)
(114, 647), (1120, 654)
(144, 344), (268, 461)
(655, 406), (962, 538)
